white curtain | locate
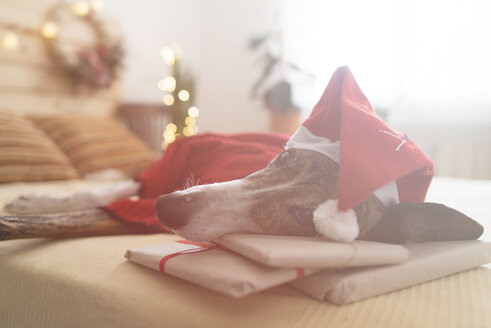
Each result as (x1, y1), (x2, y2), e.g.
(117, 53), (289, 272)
(280, 0), (491, 123)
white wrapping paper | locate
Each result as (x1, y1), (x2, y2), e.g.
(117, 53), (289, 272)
(289, 240), (491, 304)
(124, 240), (320, 298)
(215, 234), (409, 268)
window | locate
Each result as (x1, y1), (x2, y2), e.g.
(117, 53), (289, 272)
(281, 0), (491, 122)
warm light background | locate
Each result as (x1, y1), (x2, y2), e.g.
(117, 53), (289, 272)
(1, 0), (490, 178)
(104, 0), (491, 130)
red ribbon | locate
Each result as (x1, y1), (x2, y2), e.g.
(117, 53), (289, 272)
(159, 240), (306, 280)
(159, 240), (217, 273)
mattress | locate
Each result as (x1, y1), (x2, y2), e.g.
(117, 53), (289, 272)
(1, 177), (490, 328)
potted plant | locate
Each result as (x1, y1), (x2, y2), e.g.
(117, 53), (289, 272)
(248, 30), (315, 134)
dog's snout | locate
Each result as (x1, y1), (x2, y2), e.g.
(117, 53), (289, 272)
(156, 193), (193, 230)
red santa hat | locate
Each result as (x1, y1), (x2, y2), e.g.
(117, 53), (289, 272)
(287, 66), (434, 240)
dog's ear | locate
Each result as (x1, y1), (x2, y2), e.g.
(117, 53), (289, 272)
(361, 202), (483, 244)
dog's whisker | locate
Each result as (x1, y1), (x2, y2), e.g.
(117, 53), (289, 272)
(181, 173), (201, 190)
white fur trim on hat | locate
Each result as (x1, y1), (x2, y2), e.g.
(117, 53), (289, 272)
(313, 199), (359, 242)
(287, 125), (399, 206)
(287, 125), (340, 162)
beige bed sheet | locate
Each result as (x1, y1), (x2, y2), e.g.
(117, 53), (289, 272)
(1, 178), (491, 327)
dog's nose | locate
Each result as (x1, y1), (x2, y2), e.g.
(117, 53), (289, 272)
(155, 193), (192, 230)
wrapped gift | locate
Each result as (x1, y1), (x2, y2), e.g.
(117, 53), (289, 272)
(289, 240), (491, 304)
(125, 235), (409, 298)
(124, 240), (321, 298)
(214, 234), (409, 268)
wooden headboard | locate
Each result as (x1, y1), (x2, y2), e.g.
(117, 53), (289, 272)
(0, 0), (120, 117)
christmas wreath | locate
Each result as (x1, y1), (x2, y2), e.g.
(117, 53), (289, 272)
(41, 3), (123, 89)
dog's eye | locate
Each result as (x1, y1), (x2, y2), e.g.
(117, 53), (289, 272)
(294, 208), (313, 226)
(279, 151), (292, 164)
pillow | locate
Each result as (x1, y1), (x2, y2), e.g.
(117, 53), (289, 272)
(30, 114), (158, 177)
(0, 111), (79, 182)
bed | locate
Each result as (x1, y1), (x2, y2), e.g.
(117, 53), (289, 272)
(1, 176), (490, 328)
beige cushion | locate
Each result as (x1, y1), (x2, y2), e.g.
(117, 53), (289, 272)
(30, 114), (157, 177)
(0, 111), (79, 183)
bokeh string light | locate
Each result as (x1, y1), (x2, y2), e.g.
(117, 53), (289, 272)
(40, 21), (58, 39)
(159, 44), (198, 150)
(1, 31), (19, 49)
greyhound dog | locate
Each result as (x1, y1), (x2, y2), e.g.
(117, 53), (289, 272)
(155, 148), (483, 243)
(1, 145), (483, 244)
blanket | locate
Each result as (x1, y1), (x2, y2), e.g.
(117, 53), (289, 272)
(104, 133), (289, 230)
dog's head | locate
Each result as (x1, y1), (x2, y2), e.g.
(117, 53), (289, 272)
(156, 148), (483, 243)
(156, 149), (333, 241)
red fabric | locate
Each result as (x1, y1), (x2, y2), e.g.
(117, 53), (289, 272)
(104, 132), (288, 230)
(301, 66), (434, 211)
